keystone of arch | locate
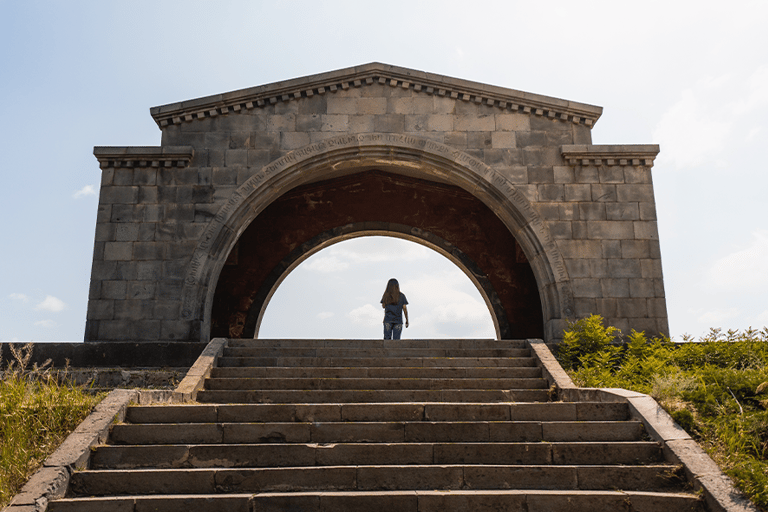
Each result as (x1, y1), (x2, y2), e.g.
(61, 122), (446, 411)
(180, 132), (575, 341)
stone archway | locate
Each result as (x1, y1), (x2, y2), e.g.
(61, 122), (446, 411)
(88, 63), (669, 345)
(181, 133), (574, 342)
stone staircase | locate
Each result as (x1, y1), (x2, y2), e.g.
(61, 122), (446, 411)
(48, 339), (703, 511)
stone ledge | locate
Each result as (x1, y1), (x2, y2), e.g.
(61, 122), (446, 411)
(526, 338), (575, 393)
(149, 62), (603, 129)
(173, 337), (227, 401)
(93, 146), (194, 169)
(0, 342), (206, 369)
(561, 144), (660, 167)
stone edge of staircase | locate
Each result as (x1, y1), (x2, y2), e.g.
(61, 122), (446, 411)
(3, 337), (759, 512)
(527, 338), (759, 512)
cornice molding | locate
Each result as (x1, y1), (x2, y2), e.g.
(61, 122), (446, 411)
(93, 146), (194, 169)
(561, 144), (660, 167)
(149, 63), (603, 129)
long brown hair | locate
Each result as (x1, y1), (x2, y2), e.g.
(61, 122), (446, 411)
(381, 278), (401, 306)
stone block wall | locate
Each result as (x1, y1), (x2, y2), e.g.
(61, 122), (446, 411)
(87, 63), (668, 343)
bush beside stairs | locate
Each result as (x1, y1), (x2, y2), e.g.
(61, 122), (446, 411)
(12, 338), (755, 511)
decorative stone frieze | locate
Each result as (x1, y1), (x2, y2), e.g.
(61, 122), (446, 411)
(93, 146), (194, 169)
(561, 145), (659, 167)
(149, 63), (603, 129)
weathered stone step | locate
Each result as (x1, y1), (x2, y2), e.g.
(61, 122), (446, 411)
(47, 489), (705, 512)
(195, 388), (550, 403)
(222, 347), (531, 358)
(209, 365), (542, 379)
(227, 339), (526, 349)
(69, 464), (683, 497)
(91, 441), (664, 469)
(216, 356), (537, 368)
(203, 377), (548, 391)
(48, 494), (253, 512)
(110, 420), (643, 445)
(250, 490), (705, 512)
(126, 402), (629, 424)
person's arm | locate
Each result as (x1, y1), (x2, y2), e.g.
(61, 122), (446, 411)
(403, 305), (409, 328)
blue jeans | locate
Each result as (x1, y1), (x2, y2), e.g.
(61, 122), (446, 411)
(383, 322), (403, 340)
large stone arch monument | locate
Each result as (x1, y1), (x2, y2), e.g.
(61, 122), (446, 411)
(87, 63), (667, 343)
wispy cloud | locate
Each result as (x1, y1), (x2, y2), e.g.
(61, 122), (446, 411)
(304, 256), (349, 273)
(302, 239), (432, 274)
(348, 304), (382, 326)
(694, 307), (740, 325)
(34, 319), (57, 328)
(755, 310), (768, 328)
(705, 230), (768, 290)
(653, 67), (768, 171)
(316, 311), (334, 320)
(652, 80), (731, 169)
(34, 295), (67, 313)
(9, 293), (30, 302)
(73, 185), (97, 199)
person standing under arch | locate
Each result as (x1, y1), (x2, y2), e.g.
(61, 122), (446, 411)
(381, 278), (409, 340)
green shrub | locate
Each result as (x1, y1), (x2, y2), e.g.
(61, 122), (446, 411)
(555, 317), (768, 511)
(0, 344), (105, 508)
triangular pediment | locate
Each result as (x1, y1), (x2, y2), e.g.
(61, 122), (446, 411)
(150, 62), (602, 129)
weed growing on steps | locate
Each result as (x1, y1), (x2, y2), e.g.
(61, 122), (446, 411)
(556, 315), (768, 511)
(0, 343), (106, 508)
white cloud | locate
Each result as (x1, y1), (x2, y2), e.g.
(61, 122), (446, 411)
(348, 304), (382, 326)
(34, 320), (56, 328)
(695, 308), (740, 325)
(402, 270), (494, 338)
(9, 293), (30, 302)
(755, 311), (768, 327)
(73, 185), (97, 199)
(302, 238), (431, 274)
(329, 239), (431, 264)
(732, 65), (768, 115)
(653, 67), (768, 171)
(34, 295), (67, 313)
(316, 311), (334, 320)
(705, 230), (768, 290)
(304, 256), (349, 273)
(652, 84), (731, 169)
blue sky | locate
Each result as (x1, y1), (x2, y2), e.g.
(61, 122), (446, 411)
(1, 1), (767, 341)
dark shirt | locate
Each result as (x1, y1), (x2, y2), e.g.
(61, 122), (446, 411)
(382, 293), (408, 324)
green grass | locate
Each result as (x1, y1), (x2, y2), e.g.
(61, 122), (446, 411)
(556, 315), (768, 511)
(0, 344), (105, 508)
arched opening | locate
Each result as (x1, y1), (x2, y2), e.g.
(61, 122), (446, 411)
(182, 133), (574, 343)
(209, 170), (544, 340)
(257, 236), (497, 339)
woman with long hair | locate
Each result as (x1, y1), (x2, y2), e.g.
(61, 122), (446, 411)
(381, 278), (409, 340)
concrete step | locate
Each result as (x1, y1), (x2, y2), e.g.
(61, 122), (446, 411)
(227, 339), (526, 349)
(195, 388), (551, 403)
(215, 356), (538, 368)
(69, 464), (684, 496)
(203, 377), (549, 391)
(221, 347), (532, 358)
(47, 489), (706, 512)
(91, 441), (665, 469)
(209, 365), (543, 379)
(109, 420), (644, 445)
(125, 402), (630, 424)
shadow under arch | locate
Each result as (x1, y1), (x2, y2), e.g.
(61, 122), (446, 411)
(245, 225), (510, 340)
(181, 133), (574, 342)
